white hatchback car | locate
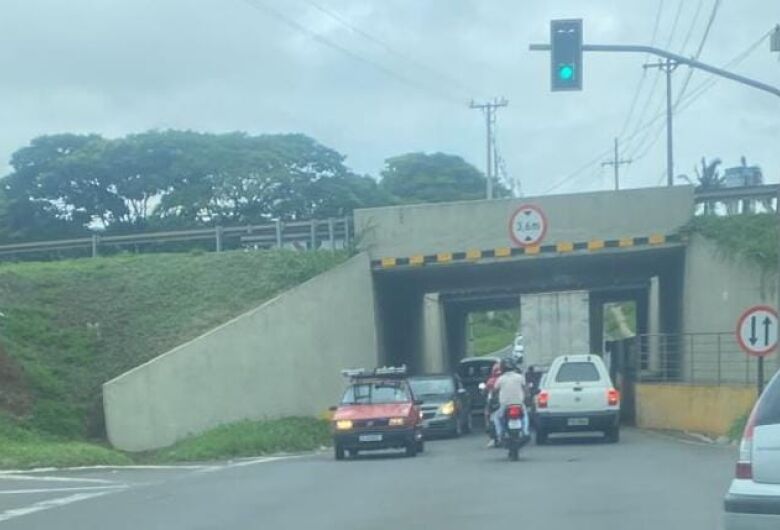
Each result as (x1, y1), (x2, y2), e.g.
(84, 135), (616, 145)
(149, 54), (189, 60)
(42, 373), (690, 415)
(534, 354), (620, 444)
(724, 370), (780, 529)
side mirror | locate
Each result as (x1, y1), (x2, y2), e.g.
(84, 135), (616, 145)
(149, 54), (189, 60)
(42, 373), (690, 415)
(328, 405), (338, 412)
(414, 399), (424, 406)
(457, 388), (467, 395)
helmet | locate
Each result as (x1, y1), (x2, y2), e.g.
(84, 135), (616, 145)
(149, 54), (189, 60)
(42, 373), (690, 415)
(500, 356), (517, 373)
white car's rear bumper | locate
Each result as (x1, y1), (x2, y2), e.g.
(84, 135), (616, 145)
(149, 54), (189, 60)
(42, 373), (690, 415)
(724, 480), (780, 529)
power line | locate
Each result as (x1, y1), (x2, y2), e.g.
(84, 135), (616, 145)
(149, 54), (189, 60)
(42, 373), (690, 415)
(546, 29), (770, 196)
(301, 0), (480, 99)
(674, 0), (723, 109)
(623, 0), (686, 157)
(240, 0), (464, 105)
(619, 0), (666, 138)
(677, 0), (706, 55)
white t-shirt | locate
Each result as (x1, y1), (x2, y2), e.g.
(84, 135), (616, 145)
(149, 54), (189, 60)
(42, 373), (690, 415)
(495, 371), (526, 407)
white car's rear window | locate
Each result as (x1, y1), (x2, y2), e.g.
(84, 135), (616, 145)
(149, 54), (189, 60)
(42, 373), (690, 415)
(555, 362), (601, 383)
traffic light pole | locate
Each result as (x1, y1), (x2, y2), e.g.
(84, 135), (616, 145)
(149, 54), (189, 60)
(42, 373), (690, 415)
(529, 43), (780, 99)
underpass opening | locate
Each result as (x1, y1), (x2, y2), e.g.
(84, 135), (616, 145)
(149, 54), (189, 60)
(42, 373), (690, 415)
(373, 244), (685, 378)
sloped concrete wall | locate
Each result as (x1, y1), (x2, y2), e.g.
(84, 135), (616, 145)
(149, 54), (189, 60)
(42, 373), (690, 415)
(103, 253), (378, 452)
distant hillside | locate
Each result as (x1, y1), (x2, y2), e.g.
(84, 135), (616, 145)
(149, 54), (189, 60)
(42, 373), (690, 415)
(0, 250), (347, 439)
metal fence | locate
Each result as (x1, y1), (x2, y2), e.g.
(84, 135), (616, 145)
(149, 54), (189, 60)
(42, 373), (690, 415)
(632, 332), (775, 386)
(0, 217), (352, 261)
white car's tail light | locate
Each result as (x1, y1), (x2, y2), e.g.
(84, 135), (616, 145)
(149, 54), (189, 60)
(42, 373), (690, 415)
(736, 403), (759, 479)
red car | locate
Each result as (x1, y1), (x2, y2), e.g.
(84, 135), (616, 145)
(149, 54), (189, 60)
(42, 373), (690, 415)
(331, 367), (424, 460)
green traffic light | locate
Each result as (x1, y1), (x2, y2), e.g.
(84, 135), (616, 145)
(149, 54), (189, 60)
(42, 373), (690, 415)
(558, 64), (575, 81)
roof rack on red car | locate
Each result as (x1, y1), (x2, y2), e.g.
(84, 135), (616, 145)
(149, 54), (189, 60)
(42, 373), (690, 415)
(341, 365), (408, 380)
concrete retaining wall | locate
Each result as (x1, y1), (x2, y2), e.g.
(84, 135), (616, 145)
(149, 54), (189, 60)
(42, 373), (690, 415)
(635, 383), (756, 436)
(355, 186), (694, 259)
(103, 253), (378, 452)
(683, 234), (780, 375)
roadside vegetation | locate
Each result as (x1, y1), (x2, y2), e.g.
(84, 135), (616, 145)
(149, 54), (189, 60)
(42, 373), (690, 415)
(146, 418), (331, 464)
(0, 414), (330, 469)
(687, 214), (777, 272)
(0, 249), (347, 449)
(469, 310), (519, 356)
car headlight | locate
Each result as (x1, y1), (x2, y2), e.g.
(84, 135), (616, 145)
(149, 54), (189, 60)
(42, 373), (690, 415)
(335, 420), (353, 430)
(439, 401), (456, 416)
(389, 418), (405, 427)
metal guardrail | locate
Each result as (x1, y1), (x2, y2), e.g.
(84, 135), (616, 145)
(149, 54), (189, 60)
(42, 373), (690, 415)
(632, 333), (774, 386)
(694, 184), (779, 203)
(0, 217), (352, 260)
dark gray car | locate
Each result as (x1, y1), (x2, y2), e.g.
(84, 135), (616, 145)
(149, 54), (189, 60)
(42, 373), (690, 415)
(409, 375), (472, 438)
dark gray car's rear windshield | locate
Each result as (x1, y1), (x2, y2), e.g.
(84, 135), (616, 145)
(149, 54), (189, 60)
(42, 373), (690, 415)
(555, 362), (601, 383)
(409, 378), (455, 396)
(458, 361), (494, 379)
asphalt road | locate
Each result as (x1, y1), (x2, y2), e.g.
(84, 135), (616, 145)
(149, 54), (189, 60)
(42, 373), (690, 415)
(0, 428), (735, 530)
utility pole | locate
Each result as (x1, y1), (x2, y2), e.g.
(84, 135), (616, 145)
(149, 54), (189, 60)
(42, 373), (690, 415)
(643, 58), (679, 187)
(601, 137), (633, 190)
(470, 98), (508, 199)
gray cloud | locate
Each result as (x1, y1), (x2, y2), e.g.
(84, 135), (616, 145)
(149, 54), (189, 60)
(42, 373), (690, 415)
(0, 0), (777, 195)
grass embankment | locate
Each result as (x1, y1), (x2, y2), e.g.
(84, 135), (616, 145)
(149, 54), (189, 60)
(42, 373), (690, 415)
(470, 310), (519, 356)
(0, 249), (346, 467)
(0, 414), (329, 469)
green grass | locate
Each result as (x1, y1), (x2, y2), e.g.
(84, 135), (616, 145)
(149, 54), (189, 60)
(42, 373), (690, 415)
(0, 414), (131, 469)
(0, 414), (330, 469)
(687, 214), (777, 272)
(470, 309), (519, 356)
(145, 417), (331, 463)
(0, 249), (348, 439)
(728, 412), (750, 442)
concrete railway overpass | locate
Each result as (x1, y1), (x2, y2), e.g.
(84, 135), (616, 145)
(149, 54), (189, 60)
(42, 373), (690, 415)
(103, 186), (778, 451)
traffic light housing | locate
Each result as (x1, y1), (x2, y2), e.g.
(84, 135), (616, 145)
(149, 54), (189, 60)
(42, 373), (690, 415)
(551, 19), (583, 91)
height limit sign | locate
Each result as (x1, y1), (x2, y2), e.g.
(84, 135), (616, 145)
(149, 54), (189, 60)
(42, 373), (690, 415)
(736, 305), (778, 357)
(509, 204), (548, 247)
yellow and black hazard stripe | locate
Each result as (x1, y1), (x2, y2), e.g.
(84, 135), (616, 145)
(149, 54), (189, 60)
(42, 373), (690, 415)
(371, 233), (676, 269)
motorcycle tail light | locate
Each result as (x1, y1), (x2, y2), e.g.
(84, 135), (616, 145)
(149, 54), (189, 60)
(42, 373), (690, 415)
(507, 405), (524, 419)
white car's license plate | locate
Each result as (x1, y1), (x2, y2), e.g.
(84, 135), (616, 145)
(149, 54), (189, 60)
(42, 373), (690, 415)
(359, 434), (383, 442)
(567, 417), (589, 426)
(507, 419), (523, 429)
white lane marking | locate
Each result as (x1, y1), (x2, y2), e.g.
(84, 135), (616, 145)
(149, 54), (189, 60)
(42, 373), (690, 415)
(0, 475), (119, 485)
(0, 464), (208, 475)
(0, 485), (128, 495)
(194, 456), (298, 474)
(228, 456), (298, 468)
(0, 490), (119, 523)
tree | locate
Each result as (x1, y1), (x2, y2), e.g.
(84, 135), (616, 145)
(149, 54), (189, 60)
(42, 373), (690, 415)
(694, 157), (723, 215)
(2, 134), (101, 240)
(380, 152), (508, 204)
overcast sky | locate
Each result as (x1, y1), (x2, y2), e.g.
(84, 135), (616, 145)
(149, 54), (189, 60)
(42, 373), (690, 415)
(1, 0), (778, 196)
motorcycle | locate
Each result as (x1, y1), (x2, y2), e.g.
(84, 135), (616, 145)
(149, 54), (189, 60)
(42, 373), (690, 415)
(503, 403), (530, 461)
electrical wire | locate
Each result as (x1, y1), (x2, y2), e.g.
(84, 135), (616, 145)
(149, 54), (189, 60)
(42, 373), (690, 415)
(623, 0), (686, 158)
(618, 0), (666, 138)
(545, 29), (770, 196)
(301, 0), (480, 99)
(674, 0), (724, 110)
(240, 0), (465, 105)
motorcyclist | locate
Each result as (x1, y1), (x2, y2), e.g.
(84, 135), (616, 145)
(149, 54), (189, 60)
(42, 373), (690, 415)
(489, 356), (528, 447)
